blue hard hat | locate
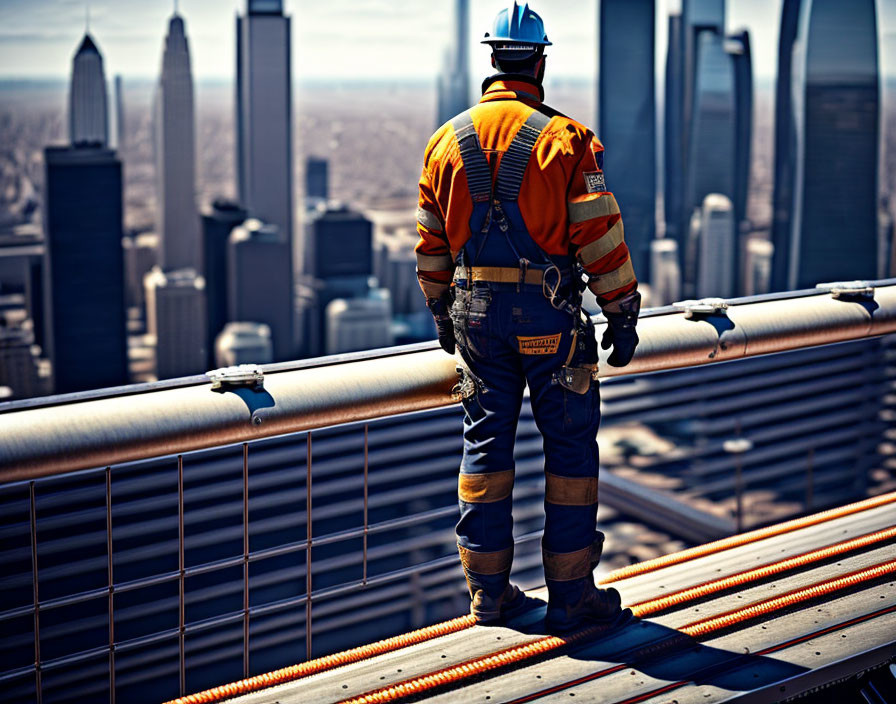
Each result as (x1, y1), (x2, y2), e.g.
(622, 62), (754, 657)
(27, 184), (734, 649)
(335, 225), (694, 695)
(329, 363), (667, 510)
(482, 2), (552, 49)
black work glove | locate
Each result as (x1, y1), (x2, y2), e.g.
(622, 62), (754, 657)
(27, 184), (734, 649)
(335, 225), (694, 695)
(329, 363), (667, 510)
(426, 292), (456, 355)
(601, 291), (641, 367)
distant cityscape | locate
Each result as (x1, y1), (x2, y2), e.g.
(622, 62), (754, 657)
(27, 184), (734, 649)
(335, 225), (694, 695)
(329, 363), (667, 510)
(0, 0), (894, 402)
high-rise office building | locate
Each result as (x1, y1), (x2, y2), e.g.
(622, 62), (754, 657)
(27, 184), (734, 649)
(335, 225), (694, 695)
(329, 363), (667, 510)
(0, 315), (44, 400)
(598, 0), (655, 277)
(123, 233), (159, 310)
(727, 29), (752, 293)
(300, 204), (374, 357)
(649, 239), (681, 306)
(304, 204), (373, 281)
(144, 267), (207, 379)
(155, 11), (200, 271)
(696, 194), (736, 299)
(43, 146), (127, 393)
(787, 0), (879, 289)
(236, 0), (293, 257)
(215, 321), (273, 367)
(305, 156), (329, 204)
(744, 238), (774, 296)
(436, 0), (470, 127)
(113, 74), (125, 154)
(68, 34), (108, 146)
(770, 0), (801, 291)
(201, 199), (247, 367)
(686, 31), (735, 228)
(228, 219), (293, 362)
(664, 13), (684, 245)
(325, 295), (393, 355)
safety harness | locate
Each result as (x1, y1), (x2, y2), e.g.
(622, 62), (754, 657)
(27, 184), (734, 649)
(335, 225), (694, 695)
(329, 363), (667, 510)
(450, 106), (578, 315)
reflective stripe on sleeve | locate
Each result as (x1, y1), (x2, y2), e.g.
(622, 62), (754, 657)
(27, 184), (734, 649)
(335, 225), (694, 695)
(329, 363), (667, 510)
(545, 472), (598, 506)
(577, 219), (625, 266)
(416, 252), (455, 272)
(458, 469), (514, 503)
(416, 206), (443, 232)
(458, 544), (513, 575)
(568, 194), (620, 224)
(418, 278), (450, 298)
(589, 258), (635, 295)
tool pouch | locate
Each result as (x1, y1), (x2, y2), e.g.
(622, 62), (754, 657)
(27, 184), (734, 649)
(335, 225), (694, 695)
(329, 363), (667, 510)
(557, 365), (594, 394)
(555, 313), (599, 395)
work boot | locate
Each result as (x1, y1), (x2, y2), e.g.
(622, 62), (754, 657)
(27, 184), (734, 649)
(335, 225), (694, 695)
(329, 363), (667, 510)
(470, 583), (528, 625)
(545, 583), (632, 633)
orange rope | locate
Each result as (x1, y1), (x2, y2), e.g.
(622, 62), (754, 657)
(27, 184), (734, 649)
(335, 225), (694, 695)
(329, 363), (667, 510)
(680, 558), (896, 638)
(337, 557), (896, 704)
(629, 525), (896, 617)
(338, 625), (614, 704)
(601, 491), (896, 584)
(163, 614), (475, 704)
(167, 492), (896, 703)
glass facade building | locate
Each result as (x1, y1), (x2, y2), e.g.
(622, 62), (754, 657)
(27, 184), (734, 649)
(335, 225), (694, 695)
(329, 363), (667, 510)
(598, 0), (656, 278)
(788, 0), (879, 289)
(770, 0), (802, 291)
(43, 146), (127, 393)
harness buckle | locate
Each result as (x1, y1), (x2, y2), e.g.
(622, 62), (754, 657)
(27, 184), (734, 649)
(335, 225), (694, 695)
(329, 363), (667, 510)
(518, 258), (529, 292)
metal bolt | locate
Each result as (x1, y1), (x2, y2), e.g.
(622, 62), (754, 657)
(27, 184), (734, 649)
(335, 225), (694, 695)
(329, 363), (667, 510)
(253, 416), (263, 425)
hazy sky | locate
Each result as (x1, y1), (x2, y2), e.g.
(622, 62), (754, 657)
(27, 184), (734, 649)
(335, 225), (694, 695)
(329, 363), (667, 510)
(0, 0), (893, 82)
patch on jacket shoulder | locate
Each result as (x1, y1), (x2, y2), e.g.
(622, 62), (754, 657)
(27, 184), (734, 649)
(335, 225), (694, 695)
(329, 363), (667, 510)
(517, 333), (562, 355)
(584, 171), (606, 193)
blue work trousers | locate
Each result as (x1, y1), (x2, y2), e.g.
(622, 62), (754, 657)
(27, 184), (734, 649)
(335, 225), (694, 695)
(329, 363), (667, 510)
(451, 281), (601, 605)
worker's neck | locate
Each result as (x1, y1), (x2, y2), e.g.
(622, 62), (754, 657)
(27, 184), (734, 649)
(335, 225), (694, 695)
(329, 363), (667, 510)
(481, 73), (544, 101)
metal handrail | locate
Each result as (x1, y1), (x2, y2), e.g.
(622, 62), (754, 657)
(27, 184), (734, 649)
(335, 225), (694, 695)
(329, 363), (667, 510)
(1, 281), (895, 482)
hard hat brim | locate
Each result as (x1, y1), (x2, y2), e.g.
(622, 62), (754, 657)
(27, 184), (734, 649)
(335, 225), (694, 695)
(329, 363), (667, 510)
(482, 36), (552, 47)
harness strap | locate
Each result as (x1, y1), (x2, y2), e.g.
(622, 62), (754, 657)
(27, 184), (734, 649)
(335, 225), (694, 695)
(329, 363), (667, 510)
(451, 111), (491, 204)
(496, 110), (552, 202)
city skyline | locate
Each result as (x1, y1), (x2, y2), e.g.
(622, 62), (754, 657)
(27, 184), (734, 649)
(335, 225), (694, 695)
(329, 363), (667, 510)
(3, 0), (895, 84)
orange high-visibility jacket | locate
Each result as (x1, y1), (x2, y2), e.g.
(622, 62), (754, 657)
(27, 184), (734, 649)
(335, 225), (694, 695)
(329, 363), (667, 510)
(415, 78), (638, 308)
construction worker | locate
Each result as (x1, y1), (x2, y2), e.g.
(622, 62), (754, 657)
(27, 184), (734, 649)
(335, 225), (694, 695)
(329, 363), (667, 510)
(416, 2), (640, 633)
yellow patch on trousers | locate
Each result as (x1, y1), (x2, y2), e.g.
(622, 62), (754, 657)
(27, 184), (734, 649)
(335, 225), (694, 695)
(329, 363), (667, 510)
(517, 333), (562, 355)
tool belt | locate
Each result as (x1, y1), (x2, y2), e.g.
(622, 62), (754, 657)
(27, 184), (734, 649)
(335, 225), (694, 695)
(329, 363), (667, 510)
(454, 266), (546, 286)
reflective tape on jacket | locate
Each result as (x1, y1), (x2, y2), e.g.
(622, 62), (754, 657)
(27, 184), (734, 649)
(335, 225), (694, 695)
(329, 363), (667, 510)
(545, 472), (599, 506)
(458, 469), (514, 503)
(568, 194), (620, 224)
(589, 258), (635, 294)
(577, 219), (625, 267)
(416, 206), (443, 232)
(458, 544), (513, 575)
(418, 278), (450, 298)
(416, 251), (455, 272)
(543, 544), (592, 581)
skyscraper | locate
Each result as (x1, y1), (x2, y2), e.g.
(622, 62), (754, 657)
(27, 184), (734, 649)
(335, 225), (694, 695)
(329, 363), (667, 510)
(649, 239), (681, 306)
(201, 199), (247, 367)
(664, 13), (684, 245)
(598, 0), (655, 278)
(436, 0), (470, 127)
(696, 194), (736, 299)
(68, 34), (108, 146)
(144, 267), (207, 379)
(770, 0), (801, 291)
(228, 219), (293, 362)
(113, 74), (125, 154)
(155, 11), (200, 271)
(787, 0), (879, 289)
(305, 156), (329, 204)
(686, 31), (735, 227)
(744, 238), (774, 296)
(727, 30), (753, 285)
(666, 0), (725, 258)
(43, 146), (127, 393)
(236, 0), (293, 258)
